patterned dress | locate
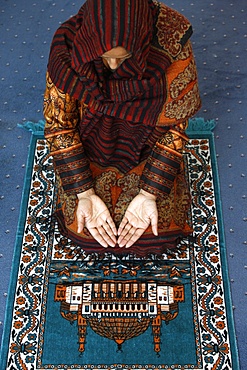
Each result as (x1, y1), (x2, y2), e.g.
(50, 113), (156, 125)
(43, 0), (201, 256)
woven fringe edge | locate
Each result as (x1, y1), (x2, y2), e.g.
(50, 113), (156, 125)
(18, 118), (216, 134)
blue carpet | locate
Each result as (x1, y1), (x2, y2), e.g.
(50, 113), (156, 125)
(0, 1), (246, 368)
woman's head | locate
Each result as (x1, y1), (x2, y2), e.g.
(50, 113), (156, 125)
(71, 0), (154, 73)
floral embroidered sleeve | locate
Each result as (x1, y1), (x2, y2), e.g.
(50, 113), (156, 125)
(43, 72), (93, 195)
(140, 121), (189, 197)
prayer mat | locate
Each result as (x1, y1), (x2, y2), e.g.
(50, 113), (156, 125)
(0, 118), (240, 370)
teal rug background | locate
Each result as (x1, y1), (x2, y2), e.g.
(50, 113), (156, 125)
(43, 284), (195, 365)
(0, 118), (240, 369)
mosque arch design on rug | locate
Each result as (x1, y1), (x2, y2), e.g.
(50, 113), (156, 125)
(54, 279), (185, 354)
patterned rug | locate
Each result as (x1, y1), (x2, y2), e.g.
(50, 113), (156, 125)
(0, 119), (240, 370)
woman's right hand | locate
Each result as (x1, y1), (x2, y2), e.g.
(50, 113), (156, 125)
(76, 188), (117, 248)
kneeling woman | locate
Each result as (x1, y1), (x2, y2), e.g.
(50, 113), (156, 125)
(43, 0), (201, 256)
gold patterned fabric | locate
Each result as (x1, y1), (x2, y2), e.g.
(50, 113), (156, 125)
(44, 74), (94, 195)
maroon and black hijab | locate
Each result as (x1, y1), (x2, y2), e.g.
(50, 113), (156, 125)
(47, 0), (172, 124)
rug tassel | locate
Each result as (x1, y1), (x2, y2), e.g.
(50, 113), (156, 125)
(17, 119), (45, 133)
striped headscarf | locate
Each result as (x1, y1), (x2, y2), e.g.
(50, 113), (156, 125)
(71, 0), (154, 70)
(47, 0), (186, 125)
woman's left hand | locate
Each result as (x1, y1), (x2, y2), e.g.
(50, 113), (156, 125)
(117, 189), (158, 248)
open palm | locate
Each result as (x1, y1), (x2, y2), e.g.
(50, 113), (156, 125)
(118, 191), (158, 248)
(77, 191), (117, 248)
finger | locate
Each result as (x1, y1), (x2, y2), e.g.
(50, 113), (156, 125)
(105, 216), (117, 236)
(118, 216), (129, 235)
(118, 226), (138, 247)
(101, 224), (117, 247)
(118, 223), (132, 240)
(117, 225), (134, 246)
(125, 228), (145, 248)
(89, 227), (109, 248)
(77, 215), (85, 234)
(94, 223), (117, 248)
(150, 214), (158, 236)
